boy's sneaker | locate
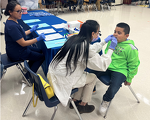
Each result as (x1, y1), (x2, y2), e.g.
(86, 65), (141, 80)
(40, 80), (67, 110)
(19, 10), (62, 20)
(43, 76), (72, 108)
(69, 100), (81, 109)
(99, 101), (110, 116)
(77, 104), (95, 114)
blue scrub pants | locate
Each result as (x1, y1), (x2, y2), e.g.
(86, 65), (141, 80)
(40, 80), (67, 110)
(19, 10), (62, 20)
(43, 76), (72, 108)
(89, 69), (126, 102)
(20, 46), (45, 73)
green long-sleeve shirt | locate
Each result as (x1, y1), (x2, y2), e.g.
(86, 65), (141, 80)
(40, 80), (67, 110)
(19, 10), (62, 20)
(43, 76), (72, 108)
(105, 40), (140, 83)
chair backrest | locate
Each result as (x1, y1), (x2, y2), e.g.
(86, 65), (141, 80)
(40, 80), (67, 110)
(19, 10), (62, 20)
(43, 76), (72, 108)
(42, 0), (54, 5)
(100, 0), (107, 4)
(24, 60), (60, 107)
(89, 0), (97, 3)
(106, 0), (115, 3)
(24, 60), (44, 101)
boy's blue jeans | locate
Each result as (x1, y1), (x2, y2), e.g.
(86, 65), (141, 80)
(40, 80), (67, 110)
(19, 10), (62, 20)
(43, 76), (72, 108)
(89, 69), (126, 102)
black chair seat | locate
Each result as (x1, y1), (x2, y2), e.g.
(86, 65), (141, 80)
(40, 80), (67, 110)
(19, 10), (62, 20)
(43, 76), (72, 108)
(45, 88), (78, 107)
(1, 53), (23, 69)
(0, 53), (31, 86)
(42, 77), (78, 107)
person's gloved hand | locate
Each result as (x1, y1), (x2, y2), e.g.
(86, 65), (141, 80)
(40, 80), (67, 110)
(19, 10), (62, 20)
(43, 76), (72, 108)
(30, 24), (39, 32)
(104, 34), (113, 43)
(36, 33), (45, 42)
(109, 37), (118, 50)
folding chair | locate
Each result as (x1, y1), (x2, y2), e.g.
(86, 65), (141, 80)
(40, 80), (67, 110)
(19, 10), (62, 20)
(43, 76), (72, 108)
(107, 0), (116, 10)
(41, 0), (56, 14)
(58, 0), (69, 13)
(100, 0), (110, 11)
(99, 75), (140, 118)
(144, 0), (149, 7)
(0, 52), (31, 86)
(22, 60), (83, 120)
(68, 0), (84, 12)
(84, 0), (98, 12)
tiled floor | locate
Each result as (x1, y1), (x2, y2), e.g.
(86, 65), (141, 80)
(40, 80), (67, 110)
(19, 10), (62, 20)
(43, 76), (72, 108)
(1, 4), (150, 120)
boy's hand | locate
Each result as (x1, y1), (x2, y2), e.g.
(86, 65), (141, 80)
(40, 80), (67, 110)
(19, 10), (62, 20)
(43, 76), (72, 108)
(124, 81), (131, 86)
(109, 37), (117, 50)
(104, 34), (113, 43)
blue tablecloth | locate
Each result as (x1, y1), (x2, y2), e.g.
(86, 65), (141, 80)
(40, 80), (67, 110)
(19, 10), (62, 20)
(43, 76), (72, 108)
(18, 10), (102, 75)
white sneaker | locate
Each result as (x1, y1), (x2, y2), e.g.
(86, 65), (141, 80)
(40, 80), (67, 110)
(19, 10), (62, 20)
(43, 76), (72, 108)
(99, 101), (110, 116)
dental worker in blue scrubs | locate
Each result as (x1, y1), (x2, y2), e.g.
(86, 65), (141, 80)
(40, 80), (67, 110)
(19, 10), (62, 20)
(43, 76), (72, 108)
(4, 1), (45, 83)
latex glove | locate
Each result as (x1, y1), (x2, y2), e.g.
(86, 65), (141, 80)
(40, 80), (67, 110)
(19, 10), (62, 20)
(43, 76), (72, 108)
(109, 37), (118, 50)
(104, 34), (113, 43)
(36, 33), (45, 42)
(30, 24), (39, 32)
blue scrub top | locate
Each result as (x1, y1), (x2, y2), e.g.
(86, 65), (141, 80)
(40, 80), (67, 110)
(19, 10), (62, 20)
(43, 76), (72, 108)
(5, 20), (28, 61)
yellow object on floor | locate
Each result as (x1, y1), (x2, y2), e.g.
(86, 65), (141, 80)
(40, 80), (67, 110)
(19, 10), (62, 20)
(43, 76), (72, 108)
(138, 5), (148, 7)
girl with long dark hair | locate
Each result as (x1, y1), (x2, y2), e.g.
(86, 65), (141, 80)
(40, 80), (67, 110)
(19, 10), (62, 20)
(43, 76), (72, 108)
(48, 20), (117, 114)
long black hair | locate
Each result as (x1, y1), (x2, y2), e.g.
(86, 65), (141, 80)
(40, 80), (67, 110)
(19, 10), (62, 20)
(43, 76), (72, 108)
(4, 1), (20, 16)
(51, 20), (100, 75)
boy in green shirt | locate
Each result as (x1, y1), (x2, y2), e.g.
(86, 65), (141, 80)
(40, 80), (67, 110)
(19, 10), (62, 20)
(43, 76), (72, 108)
(90, 22), (140, 116)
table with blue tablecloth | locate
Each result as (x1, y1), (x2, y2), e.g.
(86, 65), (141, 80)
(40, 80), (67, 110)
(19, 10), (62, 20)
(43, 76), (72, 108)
(18, 10), (102, 76)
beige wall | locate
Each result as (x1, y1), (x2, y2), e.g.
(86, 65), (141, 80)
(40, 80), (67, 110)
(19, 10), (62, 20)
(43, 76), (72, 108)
(0, 0), (8, 9)
(38, 0), (42, 4)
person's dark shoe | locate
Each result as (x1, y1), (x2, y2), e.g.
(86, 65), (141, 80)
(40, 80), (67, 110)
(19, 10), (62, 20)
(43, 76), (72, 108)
(77, 104), (95, 114)
(69, 100), (81, 109)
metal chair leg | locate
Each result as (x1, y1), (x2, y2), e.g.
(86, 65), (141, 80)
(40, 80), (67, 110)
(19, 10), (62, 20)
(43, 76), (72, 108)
(18, 63), (24, 70)
(106, 3), (110, 10)
(51, 106), (58, 120)
(128, 85), (140, 103)
(0, 69), (6, 81)
(16, 64), (32, 87)
(101, 4), (104, 11)
(22, 97), (33, 117)
(81, 5), (85, 12)
(114, 4), (116, 10)
(69, 97), (83, 120)
(94, 4), (98, 11)
(103, 101), (111, 119)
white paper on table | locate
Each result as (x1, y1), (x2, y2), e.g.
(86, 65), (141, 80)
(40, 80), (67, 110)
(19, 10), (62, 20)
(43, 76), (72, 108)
(24, 19), (41, 24)
(45, 33), (64, 41)
(29, 23), (50, 28)
(36, 28), (56, 34)
(52, 23), (67, 29)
